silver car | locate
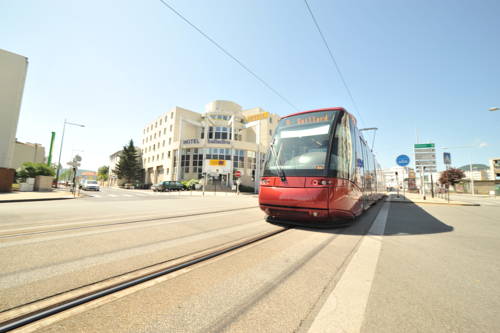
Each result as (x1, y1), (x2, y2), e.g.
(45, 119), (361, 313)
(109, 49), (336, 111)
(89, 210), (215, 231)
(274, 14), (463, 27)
(82, 180), (100, 191)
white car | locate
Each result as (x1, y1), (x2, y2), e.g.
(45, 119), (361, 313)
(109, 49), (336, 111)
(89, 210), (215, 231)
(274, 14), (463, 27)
(82, 180), (100, 191)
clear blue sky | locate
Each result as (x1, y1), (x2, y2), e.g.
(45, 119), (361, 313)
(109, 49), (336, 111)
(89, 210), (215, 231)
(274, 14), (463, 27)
(1, 0), (499, 171)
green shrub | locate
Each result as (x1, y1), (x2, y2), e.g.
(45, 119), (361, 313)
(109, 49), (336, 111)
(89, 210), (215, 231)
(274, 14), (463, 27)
(17, 162), (55, 181)
(181, 179), (199, 189)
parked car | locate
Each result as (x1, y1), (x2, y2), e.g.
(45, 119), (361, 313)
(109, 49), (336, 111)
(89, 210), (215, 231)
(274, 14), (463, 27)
(151, 183), (162, 192)
(82, 180), (100, 191)
(156, 181), (185, 192)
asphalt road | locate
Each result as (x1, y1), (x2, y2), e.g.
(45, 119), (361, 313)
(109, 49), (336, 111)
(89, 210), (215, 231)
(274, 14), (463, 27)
(1, 193), (499, 332)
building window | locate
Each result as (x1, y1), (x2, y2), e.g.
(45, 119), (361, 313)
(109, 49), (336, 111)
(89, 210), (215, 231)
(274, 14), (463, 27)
(233, 149), (245, 168)
(208, 126), (231, 139)
(162, 153), (164, 159)
(168, 151), (171, 158)
(169, 138), (172, 145)
(160, 119), (162, 125)
(269, 117), (272, 123)
(181, 153), (190, 174)
(165, 116), (168, 122)
(167, 168), (169, 174)
(163, 140), (165, 147)
(164, 129), (166, 135)
(170, 125), (173, 132)
(171, 112), (174, 119)
(269, 129), (272, 136)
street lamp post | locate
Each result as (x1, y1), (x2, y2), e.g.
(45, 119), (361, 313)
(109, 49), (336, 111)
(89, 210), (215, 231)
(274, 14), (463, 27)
(55, 119), (85, 187)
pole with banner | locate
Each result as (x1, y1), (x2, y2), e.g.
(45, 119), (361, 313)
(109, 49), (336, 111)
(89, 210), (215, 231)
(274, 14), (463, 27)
(47, 132), (56, 167)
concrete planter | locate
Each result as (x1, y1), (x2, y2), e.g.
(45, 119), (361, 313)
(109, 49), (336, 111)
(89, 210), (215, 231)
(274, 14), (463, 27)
(19, 178), (35, 192)
(34, 175), (53, 192)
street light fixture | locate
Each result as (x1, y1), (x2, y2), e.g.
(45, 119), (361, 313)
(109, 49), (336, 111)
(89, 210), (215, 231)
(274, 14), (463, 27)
(489, 107), (499, 112)
(55, 119), (85, 187)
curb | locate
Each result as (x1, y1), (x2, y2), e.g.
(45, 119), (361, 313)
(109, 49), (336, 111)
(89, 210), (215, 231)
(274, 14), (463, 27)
(385, 199), (480, 207)
(0, 197), (76, 204)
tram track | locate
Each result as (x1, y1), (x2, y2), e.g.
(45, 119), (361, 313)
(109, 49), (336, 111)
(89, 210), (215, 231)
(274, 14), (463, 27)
(0, 227), (288, 332)
(0, 206), (259, 239)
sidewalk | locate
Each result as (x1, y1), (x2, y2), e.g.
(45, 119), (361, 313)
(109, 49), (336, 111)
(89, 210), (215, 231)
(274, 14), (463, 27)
(385, 192), (480, 206)
(0, 190), (79, 203)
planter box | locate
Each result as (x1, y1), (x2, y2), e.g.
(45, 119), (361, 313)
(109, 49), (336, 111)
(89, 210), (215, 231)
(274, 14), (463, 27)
(35, 175), (54, 192)
(19, 182), (34, 192)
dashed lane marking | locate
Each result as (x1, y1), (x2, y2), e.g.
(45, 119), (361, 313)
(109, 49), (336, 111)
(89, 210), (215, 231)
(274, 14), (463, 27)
(308, 202), (390, 333)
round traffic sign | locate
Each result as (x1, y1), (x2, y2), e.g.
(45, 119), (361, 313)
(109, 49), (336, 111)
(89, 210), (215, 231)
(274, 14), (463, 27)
(396, 154), (410, 167)
(234, 170), (241, 178)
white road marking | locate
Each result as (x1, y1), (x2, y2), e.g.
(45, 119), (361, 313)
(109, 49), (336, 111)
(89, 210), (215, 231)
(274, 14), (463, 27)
(123, 194), (133, 197)
(92, 195), (101, 198)
(108, 194), (118, 197)
(308, 202), (390, 333)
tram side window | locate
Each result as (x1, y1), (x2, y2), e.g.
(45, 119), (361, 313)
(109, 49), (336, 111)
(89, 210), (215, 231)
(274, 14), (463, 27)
(330, 113), (353, 179)
(361, 141), (371, 191)
(349, 118), (360, 185)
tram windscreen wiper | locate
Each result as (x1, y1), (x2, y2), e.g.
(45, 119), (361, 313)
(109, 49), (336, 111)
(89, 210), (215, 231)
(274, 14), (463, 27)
(269, 143), (287, 181)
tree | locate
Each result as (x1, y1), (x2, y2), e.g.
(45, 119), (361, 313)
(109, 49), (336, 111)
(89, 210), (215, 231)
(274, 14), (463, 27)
(439, 168), (465, 187)
(113, 140), (141, 184)
(17, 162), (55, 181)
(97, 166), (109, 182)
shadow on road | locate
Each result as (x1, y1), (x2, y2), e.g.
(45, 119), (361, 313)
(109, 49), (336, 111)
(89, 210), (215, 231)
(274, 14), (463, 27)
(269, 199), (454, 236)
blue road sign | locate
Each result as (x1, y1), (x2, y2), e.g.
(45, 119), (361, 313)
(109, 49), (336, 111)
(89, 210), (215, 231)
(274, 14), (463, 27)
(396, 154), (410, 167)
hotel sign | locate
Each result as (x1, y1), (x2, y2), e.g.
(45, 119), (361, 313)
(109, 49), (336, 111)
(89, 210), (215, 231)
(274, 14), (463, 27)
(245, 112), (269, 123)
(182, 139), (200, 145)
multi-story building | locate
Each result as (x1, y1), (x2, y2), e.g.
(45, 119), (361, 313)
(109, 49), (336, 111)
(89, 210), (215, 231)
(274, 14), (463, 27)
(463, 169), (490, 181)
(0, 49), (28, 192)
(11, 141), (45, 169)
(108, 147), (143, 186)
(383, 166), (416, 190)
(141, 100), (279, 188)
(489, 158), (500, 180)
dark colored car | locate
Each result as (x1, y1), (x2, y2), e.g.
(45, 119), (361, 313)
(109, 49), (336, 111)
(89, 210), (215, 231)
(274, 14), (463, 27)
(156, 181), (185, 192)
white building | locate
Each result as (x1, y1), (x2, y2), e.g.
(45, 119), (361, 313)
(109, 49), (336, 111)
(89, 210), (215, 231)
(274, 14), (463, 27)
(11, 141), (46, 170)
(463, 169), (490, 181)
(141, 100), (279, 189)
(489, 158), (500, 181)
(383, 166), (415, 190)
(108, 147), (143, 186)
(0, 49), (28, 192)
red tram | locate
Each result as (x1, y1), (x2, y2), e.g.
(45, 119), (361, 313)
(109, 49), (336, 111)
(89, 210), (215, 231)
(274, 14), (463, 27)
(259, 107), (384, 226)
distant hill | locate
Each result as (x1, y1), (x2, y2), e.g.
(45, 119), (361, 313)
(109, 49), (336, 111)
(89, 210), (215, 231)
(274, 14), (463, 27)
(458, 164), (489, 171)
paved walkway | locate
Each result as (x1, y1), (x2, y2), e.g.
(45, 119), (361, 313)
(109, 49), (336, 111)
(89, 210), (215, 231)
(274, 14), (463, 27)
(385, 192), (479, 206)
(0, 190), (79, 203)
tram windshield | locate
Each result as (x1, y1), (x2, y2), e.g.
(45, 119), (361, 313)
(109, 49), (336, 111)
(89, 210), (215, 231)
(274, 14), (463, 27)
(264, 110), (338, 177)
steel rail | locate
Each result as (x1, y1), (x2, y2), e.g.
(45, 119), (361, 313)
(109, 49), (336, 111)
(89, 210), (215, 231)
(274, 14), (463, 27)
(0, 227), (288, 332)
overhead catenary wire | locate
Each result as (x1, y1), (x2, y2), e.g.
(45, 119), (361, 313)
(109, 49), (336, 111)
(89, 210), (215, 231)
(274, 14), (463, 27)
(303, 0), (365, 126)
(158, 0), (299, 112)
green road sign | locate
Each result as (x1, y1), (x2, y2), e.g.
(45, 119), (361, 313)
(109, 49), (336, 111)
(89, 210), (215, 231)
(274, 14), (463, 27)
(414, 143), (435, 148)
